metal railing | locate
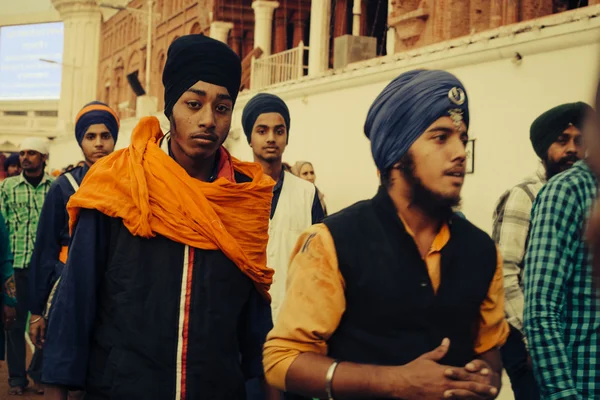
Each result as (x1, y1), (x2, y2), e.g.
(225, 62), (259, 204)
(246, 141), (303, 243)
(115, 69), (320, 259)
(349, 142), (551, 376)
(250, 42), (309, 90)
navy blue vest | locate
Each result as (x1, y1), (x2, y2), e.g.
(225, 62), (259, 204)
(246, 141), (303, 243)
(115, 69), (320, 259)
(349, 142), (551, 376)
(84, 172), (259, 400)
(323, 187), (497, 369)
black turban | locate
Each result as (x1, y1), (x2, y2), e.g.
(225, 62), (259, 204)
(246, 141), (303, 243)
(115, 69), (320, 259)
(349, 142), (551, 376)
(162, 35), (241, 119)
(530, 102), (592, 159)
(241, 93), (291, 143)
(365, 69), (469, 171)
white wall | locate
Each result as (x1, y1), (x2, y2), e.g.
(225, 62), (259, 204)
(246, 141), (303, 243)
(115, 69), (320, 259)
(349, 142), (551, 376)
(454, 44), (599, 232)
(48, 6), (600, 235)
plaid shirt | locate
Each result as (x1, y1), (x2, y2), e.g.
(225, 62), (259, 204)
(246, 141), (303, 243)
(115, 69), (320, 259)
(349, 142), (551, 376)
(0, 173), (54, 269)
(524, 161), (599, 400)
(492, 164), (546, 334)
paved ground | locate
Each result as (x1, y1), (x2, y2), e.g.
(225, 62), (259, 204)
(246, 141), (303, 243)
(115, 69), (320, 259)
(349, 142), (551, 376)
(0, 346), (517, 400)
(0, 343), (41, 400)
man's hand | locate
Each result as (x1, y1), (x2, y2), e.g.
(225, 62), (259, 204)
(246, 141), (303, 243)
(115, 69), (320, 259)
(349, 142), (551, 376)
(2, 305), (16, 330)
(392, 339), (498, 400)
(29, 314), (46, 349)
(444, 359), (500, 399)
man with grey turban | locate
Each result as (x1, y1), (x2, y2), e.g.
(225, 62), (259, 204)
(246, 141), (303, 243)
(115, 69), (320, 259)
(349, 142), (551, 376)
(263, 69), (508, 400)
(491, 101), (590, 400)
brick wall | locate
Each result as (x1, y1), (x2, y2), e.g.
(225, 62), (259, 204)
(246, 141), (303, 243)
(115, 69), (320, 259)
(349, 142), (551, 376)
(97, 0), (212, 118)
(389, 0), (590, 54)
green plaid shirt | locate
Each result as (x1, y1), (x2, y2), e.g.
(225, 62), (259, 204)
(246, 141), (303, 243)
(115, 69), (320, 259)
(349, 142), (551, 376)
(0, 173), (54, 269)
(524, 161), (599, 400)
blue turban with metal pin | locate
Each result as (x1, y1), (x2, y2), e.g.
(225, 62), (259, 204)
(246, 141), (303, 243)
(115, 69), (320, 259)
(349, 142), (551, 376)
(364, 69), (470, 171)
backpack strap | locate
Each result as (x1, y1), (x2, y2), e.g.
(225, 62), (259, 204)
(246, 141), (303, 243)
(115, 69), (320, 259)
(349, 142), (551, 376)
(64, 172), (80, 192)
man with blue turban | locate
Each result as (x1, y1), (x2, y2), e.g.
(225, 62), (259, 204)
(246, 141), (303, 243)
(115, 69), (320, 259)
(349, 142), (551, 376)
(263, 69), (509, 399)
(27, 101), (119, 394)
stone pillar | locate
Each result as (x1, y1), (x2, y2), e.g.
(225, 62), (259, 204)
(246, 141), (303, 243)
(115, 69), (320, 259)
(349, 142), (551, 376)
(352, 0), (361, 36)
(274, 8), (287, 54)
(210, 21), (234, 44)
(308, 0), (331, 76)
(51, 0), (102, 135)
(252, 1), (279, 56)
(386, 0), (396, 55)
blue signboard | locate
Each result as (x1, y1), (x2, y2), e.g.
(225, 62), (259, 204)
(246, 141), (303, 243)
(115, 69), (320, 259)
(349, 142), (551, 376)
(0, 22), (64, 100)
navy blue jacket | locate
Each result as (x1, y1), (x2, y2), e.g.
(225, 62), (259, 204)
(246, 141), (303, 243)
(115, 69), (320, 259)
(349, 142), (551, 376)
(29, 165), (88, 315)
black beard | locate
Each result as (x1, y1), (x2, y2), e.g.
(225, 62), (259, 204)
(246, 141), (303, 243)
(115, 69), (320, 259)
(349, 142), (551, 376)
(545, 154), (580, 181)
(398, 153), (460, 221)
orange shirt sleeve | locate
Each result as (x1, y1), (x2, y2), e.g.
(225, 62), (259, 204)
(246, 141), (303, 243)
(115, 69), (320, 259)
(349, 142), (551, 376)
(474, 246), (510, 354)
(263, 224), (346, 391)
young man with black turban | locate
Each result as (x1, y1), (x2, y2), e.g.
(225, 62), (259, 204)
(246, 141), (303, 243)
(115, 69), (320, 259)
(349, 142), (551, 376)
(43, 35), (276, 400)
(263, 69), (508, 399)
(242, 93), (324, 323)
(27, 101), (119, 372)
(491, 101), (590, 400)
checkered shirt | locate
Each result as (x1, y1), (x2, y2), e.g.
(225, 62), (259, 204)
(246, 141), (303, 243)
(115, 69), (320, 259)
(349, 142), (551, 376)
(0, 173), (53, 269)
(524, 160), (600, 400)
(492, 164), (546, 334)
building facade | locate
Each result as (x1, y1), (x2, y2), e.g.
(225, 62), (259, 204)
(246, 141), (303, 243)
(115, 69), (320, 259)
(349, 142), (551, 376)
(46, 1), (600, 238)
(95, 0), (596, 117)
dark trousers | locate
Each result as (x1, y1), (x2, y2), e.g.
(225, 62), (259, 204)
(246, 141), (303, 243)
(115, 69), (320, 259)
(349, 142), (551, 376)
(500, 325), (540, 400)
(6, 268), (43, 387)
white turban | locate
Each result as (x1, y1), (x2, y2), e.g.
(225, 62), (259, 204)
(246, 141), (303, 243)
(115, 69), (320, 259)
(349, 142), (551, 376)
(19, 137), (49, 155)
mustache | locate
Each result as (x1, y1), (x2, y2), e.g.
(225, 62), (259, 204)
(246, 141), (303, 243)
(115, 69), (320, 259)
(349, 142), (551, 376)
(191, 131), (218, 141)
(558, 154), (580, 165)
(444, 164), (466, 175)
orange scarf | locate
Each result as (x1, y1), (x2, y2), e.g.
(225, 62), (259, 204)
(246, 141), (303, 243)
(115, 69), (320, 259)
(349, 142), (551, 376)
(67, 116), (275, 299)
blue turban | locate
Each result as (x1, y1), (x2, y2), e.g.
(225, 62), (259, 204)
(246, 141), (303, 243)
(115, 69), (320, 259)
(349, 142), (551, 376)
(75, 101), (120, 146)
(242, 93), (291, 144)
(364, 70), (470, 171)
